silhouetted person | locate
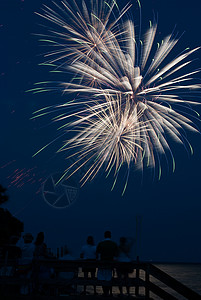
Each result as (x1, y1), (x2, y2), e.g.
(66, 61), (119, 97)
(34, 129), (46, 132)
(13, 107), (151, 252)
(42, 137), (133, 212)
(21, 233), (35, 261)
(80, 236), (97, 295)
(33, 232), (50, 294)
(58, 246), (76, 295)
(117, 237), (134, 295)
(34, 232), (48, 259)
(18, 233), (34, 295)
(96, 231), (118, 296)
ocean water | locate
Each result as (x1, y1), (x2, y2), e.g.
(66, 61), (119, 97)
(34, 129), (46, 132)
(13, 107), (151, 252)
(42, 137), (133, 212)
(151, 263), (201, 299)
(82, 263), (201, 299)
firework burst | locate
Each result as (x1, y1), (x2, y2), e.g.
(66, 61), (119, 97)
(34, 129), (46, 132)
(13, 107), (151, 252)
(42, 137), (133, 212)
(31, 0), (201, 193)
(35, 0), (131, 66)
(56, 96), (152, 186)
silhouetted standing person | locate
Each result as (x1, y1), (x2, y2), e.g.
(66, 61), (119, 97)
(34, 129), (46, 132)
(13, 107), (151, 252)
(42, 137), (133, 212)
(117, 237), (134, 295)
(80, 236), (97, 295)
(33, 232), (50, 294)
(18, 233), (34, 295)
(96, 231), (118, 296)
(58, 246), (76, 295)
(34, 232), (48, 259)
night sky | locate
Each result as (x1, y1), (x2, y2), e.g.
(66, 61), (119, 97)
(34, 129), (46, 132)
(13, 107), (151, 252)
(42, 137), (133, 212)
(1, 0), (201, 262)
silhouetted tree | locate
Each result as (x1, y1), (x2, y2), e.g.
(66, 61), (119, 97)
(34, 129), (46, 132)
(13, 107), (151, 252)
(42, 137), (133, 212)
(0, 185), (23, 248)
(0, 184), (9, 204)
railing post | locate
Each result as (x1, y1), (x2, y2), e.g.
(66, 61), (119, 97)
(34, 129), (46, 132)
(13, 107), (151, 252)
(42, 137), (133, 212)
(57, 248), (60, 258)
(145, 264), (150, 299)
(135, 256), (140, 296)
(61, 246), (64, 258)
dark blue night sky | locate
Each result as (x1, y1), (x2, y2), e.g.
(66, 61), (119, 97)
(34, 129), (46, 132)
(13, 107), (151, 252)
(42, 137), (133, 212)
(1, 0), (201, 262)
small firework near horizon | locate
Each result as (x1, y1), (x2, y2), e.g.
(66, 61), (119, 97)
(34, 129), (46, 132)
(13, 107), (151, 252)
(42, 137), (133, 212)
(0, 160), (45, 193)
(30, 0), (201, 194)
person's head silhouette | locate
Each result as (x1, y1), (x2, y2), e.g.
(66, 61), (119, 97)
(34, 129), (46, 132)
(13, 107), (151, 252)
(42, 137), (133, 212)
(104, 231), (111, 239)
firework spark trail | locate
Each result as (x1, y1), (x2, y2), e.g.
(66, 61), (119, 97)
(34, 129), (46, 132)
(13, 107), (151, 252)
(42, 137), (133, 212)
(7, 167), (37, 188)
(36, 0), (131, 65)
(54, 95), (153, 187)
(32, 0), (201, 192)
(0, 160), (16, 169)
(0, 159), (45, 193)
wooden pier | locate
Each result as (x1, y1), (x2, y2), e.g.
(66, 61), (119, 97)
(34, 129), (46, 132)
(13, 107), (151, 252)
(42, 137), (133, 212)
(0, 259), (201, 299)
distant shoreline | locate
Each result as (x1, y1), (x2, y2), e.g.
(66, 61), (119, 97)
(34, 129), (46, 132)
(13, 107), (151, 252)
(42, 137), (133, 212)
(151, 261), (201, 265)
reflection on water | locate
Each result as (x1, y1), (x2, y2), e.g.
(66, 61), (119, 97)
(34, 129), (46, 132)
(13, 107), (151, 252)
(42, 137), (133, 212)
(151, 263), (201, 300)
(79, 264), (201, 299)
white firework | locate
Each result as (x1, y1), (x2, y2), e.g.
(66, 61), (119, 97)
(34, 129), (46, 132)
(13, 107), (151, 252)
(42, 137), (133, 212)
(31, 0), (201, 192)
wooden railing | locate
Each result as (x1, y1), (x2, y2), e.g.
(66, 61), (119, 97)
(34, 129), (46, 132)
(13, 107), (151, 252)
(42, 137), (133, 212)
(0, 259), (201, 299)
